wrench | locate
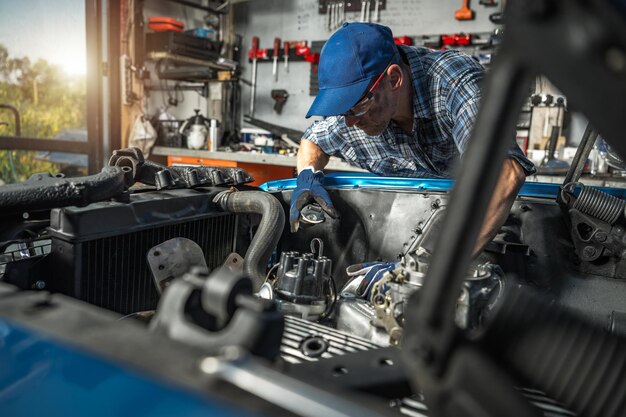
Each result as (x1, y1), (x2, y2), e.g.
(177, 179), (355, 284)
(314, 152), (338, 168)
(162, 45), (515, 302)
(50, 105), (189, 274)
(328, 2), (333, 30)
(374, 0), (379, 22)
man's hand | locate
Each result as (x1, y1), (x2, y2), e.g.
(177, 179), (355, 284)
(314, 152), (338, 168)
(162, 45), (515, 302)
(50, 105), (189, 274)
(289, 168), (339, 232)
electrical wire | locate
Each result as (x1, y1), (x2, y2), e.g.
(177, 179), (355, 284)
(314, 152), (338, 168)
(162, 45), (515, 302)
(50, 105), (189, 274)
(319, 275), (338, 321)
(264, 262), (280, 285)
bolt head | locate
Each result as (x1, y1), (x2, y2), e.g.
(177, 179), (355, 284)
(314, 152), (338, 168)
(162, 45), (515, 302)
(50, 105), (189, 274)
(200, 357), (221, 374)
(583, 246), (597, 258)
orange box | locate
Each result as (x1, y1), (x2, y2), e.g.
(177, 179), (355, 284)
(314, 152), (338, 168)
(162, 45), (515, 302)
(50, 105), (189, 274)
(168, 156), (294, 187)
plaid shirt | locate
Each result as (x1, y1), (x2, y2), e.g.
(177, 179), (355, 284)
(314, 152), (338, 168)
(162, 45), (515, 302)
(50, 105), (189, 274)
(303, 45), (536, 178)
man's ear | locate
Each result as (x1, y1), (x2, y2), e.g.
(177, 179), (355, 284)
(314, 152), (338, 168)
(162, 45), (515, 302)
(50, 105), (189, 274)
(387, 64), (403, 91)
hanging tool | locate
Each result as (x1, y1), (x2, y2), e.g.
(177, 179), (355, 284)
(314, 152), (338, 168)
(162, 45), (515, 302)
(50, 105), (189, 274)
(271, 89), (289, 114)
(283, 41), (289, 73)
(339, 2), (345, 26)
(374, 0), (380, 22)
(365, 1), (371, 22)
(455, 0), (475, 20)
(328, 3), (333, 30)
(273, 37), (280, 82)
(393, 36), (413, 46)
(489, 12), (503, 24)
(249, 36), (259, 117)
(360, 1), (366, 22)
(539, 125), (570, 175)
(337, 2), (342, 28)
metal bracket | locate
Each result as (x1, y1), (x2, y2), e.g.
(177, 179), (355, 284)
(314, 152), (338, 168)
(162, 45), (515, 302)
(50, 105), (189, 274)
(147, 238), (208, 294)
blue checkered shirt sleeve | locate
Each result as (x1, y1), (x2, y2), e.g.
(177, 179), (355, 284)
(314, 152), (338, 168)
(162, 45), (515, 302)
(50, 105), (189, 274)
(444, 53), (536, 175)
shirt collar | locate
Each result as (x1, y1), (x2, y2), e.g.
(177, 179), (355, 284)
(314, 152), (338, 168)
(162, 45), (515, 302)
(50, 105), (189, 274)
(399, 45), (432, 121)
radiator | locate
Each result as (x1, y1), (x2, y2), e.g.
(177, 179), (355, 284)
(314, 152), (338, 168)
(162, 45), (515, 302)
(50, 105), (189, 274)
(48, 188), (238, 314)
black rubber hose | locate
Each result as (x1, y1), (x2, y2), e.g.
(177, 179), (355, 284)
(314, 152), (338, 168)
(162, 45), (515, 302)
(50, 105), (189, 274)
(483, 286), (626, 417)
(0, 167), (129, 214)
(214, 190), (285, 289)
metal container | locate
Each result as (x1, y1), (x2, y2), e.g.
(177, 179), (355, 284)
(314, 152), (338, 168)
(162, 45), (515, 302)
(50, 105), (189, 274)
(208, 119), (220, 151)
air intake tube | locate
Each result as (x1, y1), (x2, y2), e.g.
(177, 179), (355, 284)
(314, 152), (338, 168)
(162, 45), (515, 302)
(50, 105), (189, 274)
(214, 190), (285, 289)
(483, 286), (626, 417)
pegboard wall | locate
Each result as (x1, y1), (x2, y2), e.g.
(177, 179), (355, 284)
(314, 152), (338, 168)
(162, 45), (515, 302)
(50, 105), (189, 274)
(234, 0), (501, 132)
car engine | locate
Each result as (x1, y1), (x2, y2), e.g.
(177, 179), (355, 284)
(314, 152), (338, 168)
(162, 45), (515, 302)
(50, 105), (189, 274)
(1, 146), (626, 417)
(1, 1), (626, 415)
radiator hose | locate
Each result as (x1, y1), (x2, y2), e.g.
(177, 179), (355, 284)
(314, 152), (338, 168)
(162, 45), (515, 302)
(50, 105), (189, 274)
(214, 190), (285, 289)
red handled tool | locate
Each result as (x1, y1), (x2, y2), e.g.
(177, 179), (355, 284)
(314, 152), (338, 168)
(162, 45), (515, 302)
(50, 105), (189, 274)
(250, 36), (259, 116)
(441, 33), (472, 46)
(393, 36), (413, 46)
(455, 0), (475, 20)
(273, 37), (280, 82)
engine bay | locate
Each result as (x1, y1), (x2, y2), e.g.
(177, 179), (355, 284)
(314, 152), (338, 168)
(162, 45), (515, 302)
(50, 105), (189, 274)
(1, 150), (625, 417)
(2, 3), (626, 413)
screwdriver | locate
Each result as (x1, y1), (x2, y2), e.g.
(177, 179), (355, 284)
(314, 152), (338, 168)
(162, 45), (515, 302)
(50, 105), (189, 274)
(273, 37), (280, 82)
(250, 36), (259, 116)
(283, 40), (289, 73)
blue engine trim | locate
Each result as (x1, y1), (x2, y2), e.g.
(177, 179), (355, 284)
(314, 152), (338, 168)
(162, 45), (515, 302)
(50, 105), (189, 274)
(260, 173), (626, 200)
(0, 319), (255, 417)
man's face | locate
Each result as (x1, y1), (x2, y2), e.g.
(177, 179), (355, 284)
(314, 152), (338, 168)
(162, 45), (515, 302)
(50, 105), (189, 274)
(343, 80), (395, 136)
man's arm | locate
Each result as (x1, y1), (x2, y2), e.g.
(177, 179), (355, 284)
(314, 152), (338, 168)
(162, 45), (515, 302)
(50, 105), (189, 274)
(440, 53), (533, 255)
(291, 138), (337, 232)
(472, 158), (526, 256)
(297, 139), (331, 172)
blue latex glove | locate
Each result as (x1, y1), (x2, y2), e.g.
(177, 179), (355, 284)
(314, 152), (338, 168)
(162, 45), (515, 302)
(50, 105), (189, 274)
(290, 168), (339, 232)
(358, 262), (396, 299)
(345, 261), (397, 299)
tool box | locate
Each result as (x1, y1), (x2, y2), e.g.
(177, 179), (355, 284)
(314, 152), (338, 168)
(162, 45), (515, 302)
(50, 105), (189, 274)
(146, 32), (221, 60)
(148, 17), (185, 33)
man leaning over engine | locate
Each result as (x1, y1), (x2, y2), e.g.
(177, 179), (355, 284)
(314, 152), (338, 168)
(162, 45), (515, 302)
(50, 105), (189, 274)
(290, 22), (535, 256)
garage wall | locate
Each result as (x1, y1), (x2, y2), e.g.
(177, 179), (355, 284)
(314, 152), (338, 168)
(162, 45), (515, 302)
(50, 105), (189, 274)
(142, 1), (211, 123)
(234, 0), (501, 132)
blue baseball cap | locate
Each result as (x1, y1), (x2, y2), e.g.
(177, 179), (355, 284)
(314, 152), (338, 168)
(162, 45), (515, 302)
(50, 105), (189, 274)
(306, 22), (400, 118)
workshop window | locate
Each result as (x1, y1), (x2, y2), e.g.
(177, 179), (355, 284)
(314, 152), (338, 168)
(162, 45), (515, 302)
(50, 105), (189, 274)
(0, 0), (87, 183)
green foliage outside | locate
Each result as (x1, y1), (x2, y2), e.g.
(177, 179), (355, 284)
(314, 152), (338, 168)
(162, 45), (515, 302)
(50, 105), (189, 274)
(0, 44), (86, 184)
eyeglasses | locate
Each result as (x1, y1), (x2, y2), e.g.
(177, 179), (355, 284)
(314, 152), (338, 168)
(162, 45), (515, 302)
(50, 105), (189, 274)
(344, 63), (391, 118)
